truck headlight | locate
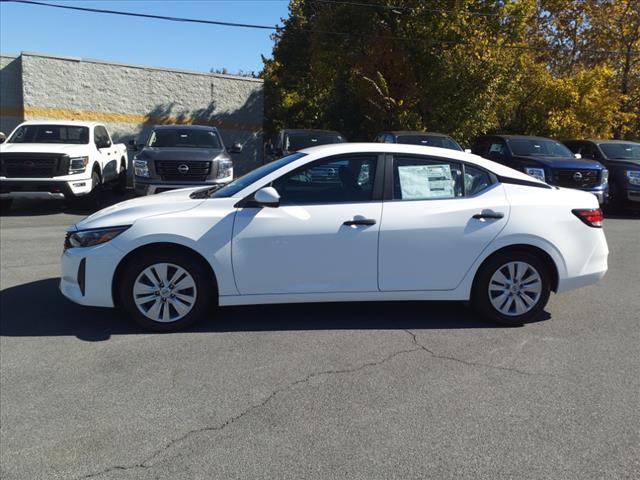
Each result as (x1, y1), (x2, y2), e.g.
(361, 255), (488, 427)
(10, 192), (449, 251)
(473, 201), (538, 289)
(524, 167), (546, 182)
(626, 170), (640, 186)
(68, 156), (89, 174)
(216, 159), (233, 180)
(601, 169), (609, 184)
(133, 158), (150, 178)
(66, 226), (130, 249)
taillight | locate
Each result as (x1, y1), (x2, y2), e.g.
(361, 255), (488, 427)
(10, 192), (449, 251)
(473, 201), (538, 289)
(572, 208), (603, 228)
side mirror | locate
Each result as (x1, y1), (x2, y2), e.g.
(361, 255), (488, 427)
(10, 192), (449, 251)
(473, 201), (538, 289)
(230, 142), (243, 154)
(128, 139), (138, 149)
(574, 153), (582, 159)
(253, 187), (280, 207)
(464, 149), (472, 154)
(488, 151), (503, 160)
(96, 140), (111, 149)
(264, 144), (275, 156)
(0, 132), (6, 144)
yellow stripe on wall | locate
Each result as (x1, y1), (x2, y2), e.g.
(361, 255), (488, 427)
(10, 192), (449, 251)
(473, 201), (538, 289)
(0, 105), (262, 132)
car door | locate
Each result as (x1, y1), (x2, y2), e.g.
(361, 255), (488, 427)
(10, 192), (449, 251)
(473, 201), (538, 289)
(94, 126), (117, 181)
(232, 153), (383, 295)
(378, 154), (509, 291)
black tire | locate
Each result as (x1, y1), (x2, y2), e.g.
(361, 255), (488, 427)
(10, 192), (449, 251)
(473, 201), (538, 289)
(84, 170), (102, 208)
(118, 249), (214, 332)
(0, 198), (13, 211)
(114, 163), (127, 194)
(471, 251), (551, 326)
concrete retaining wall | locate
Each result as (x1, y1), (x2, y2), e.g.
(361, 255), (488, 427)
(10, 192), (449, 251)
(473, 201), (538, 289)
(1, 52), (264, 173)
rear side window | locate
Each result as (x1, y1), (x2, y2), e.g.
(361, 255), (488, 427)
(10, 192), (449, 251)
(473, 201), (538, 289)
(392, 157), (464, 200)
(464, 165), (492, 196)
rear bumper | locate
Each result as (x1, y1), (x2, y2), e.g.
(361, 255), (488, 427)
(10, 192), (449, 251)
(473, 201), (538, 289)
(0, 178), (93, 199)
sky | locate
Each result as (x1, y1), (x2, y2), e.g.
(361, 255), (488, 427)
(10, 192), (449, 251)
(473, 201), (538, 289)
(0, 0), (290, 74)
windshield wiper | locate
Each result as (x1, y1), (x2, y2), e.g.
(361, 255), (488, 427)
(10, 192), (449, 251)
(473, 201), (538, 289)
(189, 184), (224, 199)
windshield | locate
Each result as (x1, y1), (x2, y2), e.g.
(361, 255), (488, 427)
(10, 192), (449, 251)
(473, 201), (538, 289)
(285, 132), (345, 151)
(599, 142), (640, 161)
(508, 138), (573, 157)
(204, 152), (307, 198)
(147, 129), (221, 149)
(8, 125), (89, 144)
(395, 135), (462, 151)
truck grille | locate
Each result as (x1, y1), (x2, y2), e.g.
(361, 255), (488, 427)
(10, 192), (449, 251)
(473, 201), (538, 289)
(0, 153), (69, 178)
(155, 160), (212, 182)
(551, 169), (601, 189)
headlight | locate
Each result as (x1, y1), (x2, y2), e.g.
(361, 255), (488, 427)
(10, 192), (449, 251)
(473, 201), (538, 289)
(626, 170), (640, 186)
(216, 159), (233, 180)
(66, 226), (130, 249)
(133, 158), (150, 178)
(601, 169), (609, 184)
(524, 167), (546, 182)
(68, 156), (89, 174)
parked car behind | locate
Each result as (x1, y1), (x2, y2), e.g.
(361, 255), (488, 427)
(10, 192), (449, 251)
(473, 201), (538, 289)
(472, 135), (608, 204)
(562, 139), (640, 211)
(132, 125), (241, 196)
(374, 131), (464, 152)
(264, 129), (346, 163)
(0, 120), (127, 209)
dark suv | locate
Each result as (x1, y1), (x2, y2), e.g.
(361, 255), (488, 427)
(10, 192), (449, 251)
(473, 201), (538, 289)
(264, 129), (346, 163)
(132, 125), (242, 195)
(563, 139), (640, 210)
(472, 135), (608, 204)
(374, 131), (465, 152)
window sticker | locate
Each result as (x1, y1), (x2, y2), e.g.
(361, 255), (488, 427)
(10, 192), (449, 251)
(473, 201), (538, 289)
(397, 164), (454, 200)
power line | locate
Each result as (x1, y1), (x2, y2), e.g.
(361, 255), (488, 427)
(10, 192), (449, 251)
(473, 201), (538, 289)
(5, 0), (638, 57)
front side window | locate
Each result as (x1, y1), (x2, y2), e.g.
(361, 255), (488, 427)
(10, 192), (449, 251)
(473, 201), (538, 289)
(393, 157), (463, 200)
(464, 164), (492, 196)
(8, 125), (89, 144)
(273, 155), (378, 204)
(147, 129), (221, 149)
(94, 126), (110, 147)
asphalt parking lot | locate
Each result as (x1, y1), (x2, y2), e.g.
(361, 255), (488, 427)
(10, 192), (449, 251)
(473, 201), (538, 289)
(1, 194), (639, 480)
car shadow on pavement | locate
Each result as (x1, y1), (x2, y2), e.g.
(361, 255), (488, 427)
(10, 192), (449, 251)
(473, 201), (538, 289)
(0, 278), (550, 341)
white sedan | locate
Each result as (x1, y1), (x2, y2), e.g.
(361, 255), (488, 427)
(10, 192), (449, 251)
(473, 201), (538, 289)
(60, 143), (608, 331)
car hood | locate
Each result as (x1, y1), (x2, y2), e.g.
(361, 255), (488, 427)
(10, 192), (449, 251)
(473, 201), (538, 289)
(72, 188), (207, 231)
(513, 155), (603, 169)
(135, 147), (227, 161)
(0, 143), (88, 155)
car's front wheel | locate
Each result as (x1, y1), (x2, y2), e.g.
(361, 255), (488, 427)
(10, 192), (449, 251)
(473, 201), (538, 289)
(472, 251), (551, 326)
(119, 250), (214, 332)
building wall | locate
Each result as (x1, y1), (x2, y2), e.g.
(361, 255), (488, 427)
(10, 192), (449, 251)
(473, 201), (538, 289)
(1, 52), (264, 173)
(0, 54), (24, 135)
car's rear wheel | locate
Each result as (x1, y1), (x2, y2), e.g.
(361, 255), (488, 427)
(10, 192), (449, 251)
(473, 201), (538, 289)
(119, 250), (214, 332)
(472, 251), (551, 326)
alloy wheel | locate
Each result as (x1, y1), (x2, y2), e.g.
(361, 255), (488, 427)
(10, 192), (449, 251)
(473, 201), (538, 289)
(133, 263), (197, 322)
(488, 261), (542, 317)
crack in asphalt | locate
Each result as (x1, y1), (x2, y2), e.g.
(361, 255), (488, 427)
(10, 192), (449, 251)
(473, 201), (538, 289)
(77, 330), (562, 479)
(402, 329), (565, 380)
(76, 344), (422, 479)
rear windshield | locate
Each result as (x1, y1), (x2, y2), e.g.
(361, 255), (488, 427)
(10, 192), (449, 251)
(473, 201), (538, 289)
(147, 129), (221, 149)
(508, 138), (573, 157)
(599, 142), (640, 161)
(8, 125), (89, 144)
(395, 135), (462, 151)
(285, 132), (345, 151)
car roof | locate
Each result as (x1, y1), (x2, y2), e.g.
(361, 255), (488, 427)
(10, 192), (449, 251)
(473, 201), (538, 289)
(478, 134), (556, 141)
(586, 139), (639, 144)
(295, 142), (545, 184)
(384, 131), (453, 138)
(152, 124), (219, 131)
(282, 129), (343, 135)
(18, 120), (103, 128)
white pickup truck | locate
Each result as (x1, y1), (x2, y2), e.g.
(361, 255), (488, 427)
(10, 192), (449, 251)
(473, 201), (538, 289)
(0, 120), (128, 208)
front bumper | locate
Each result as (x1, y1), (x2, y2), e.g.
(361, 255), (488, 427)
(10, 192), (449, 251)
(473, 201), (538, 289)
(133, 176), (232, 196)
(60, 242), (123, 307)
(0, 177), (93, 199)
